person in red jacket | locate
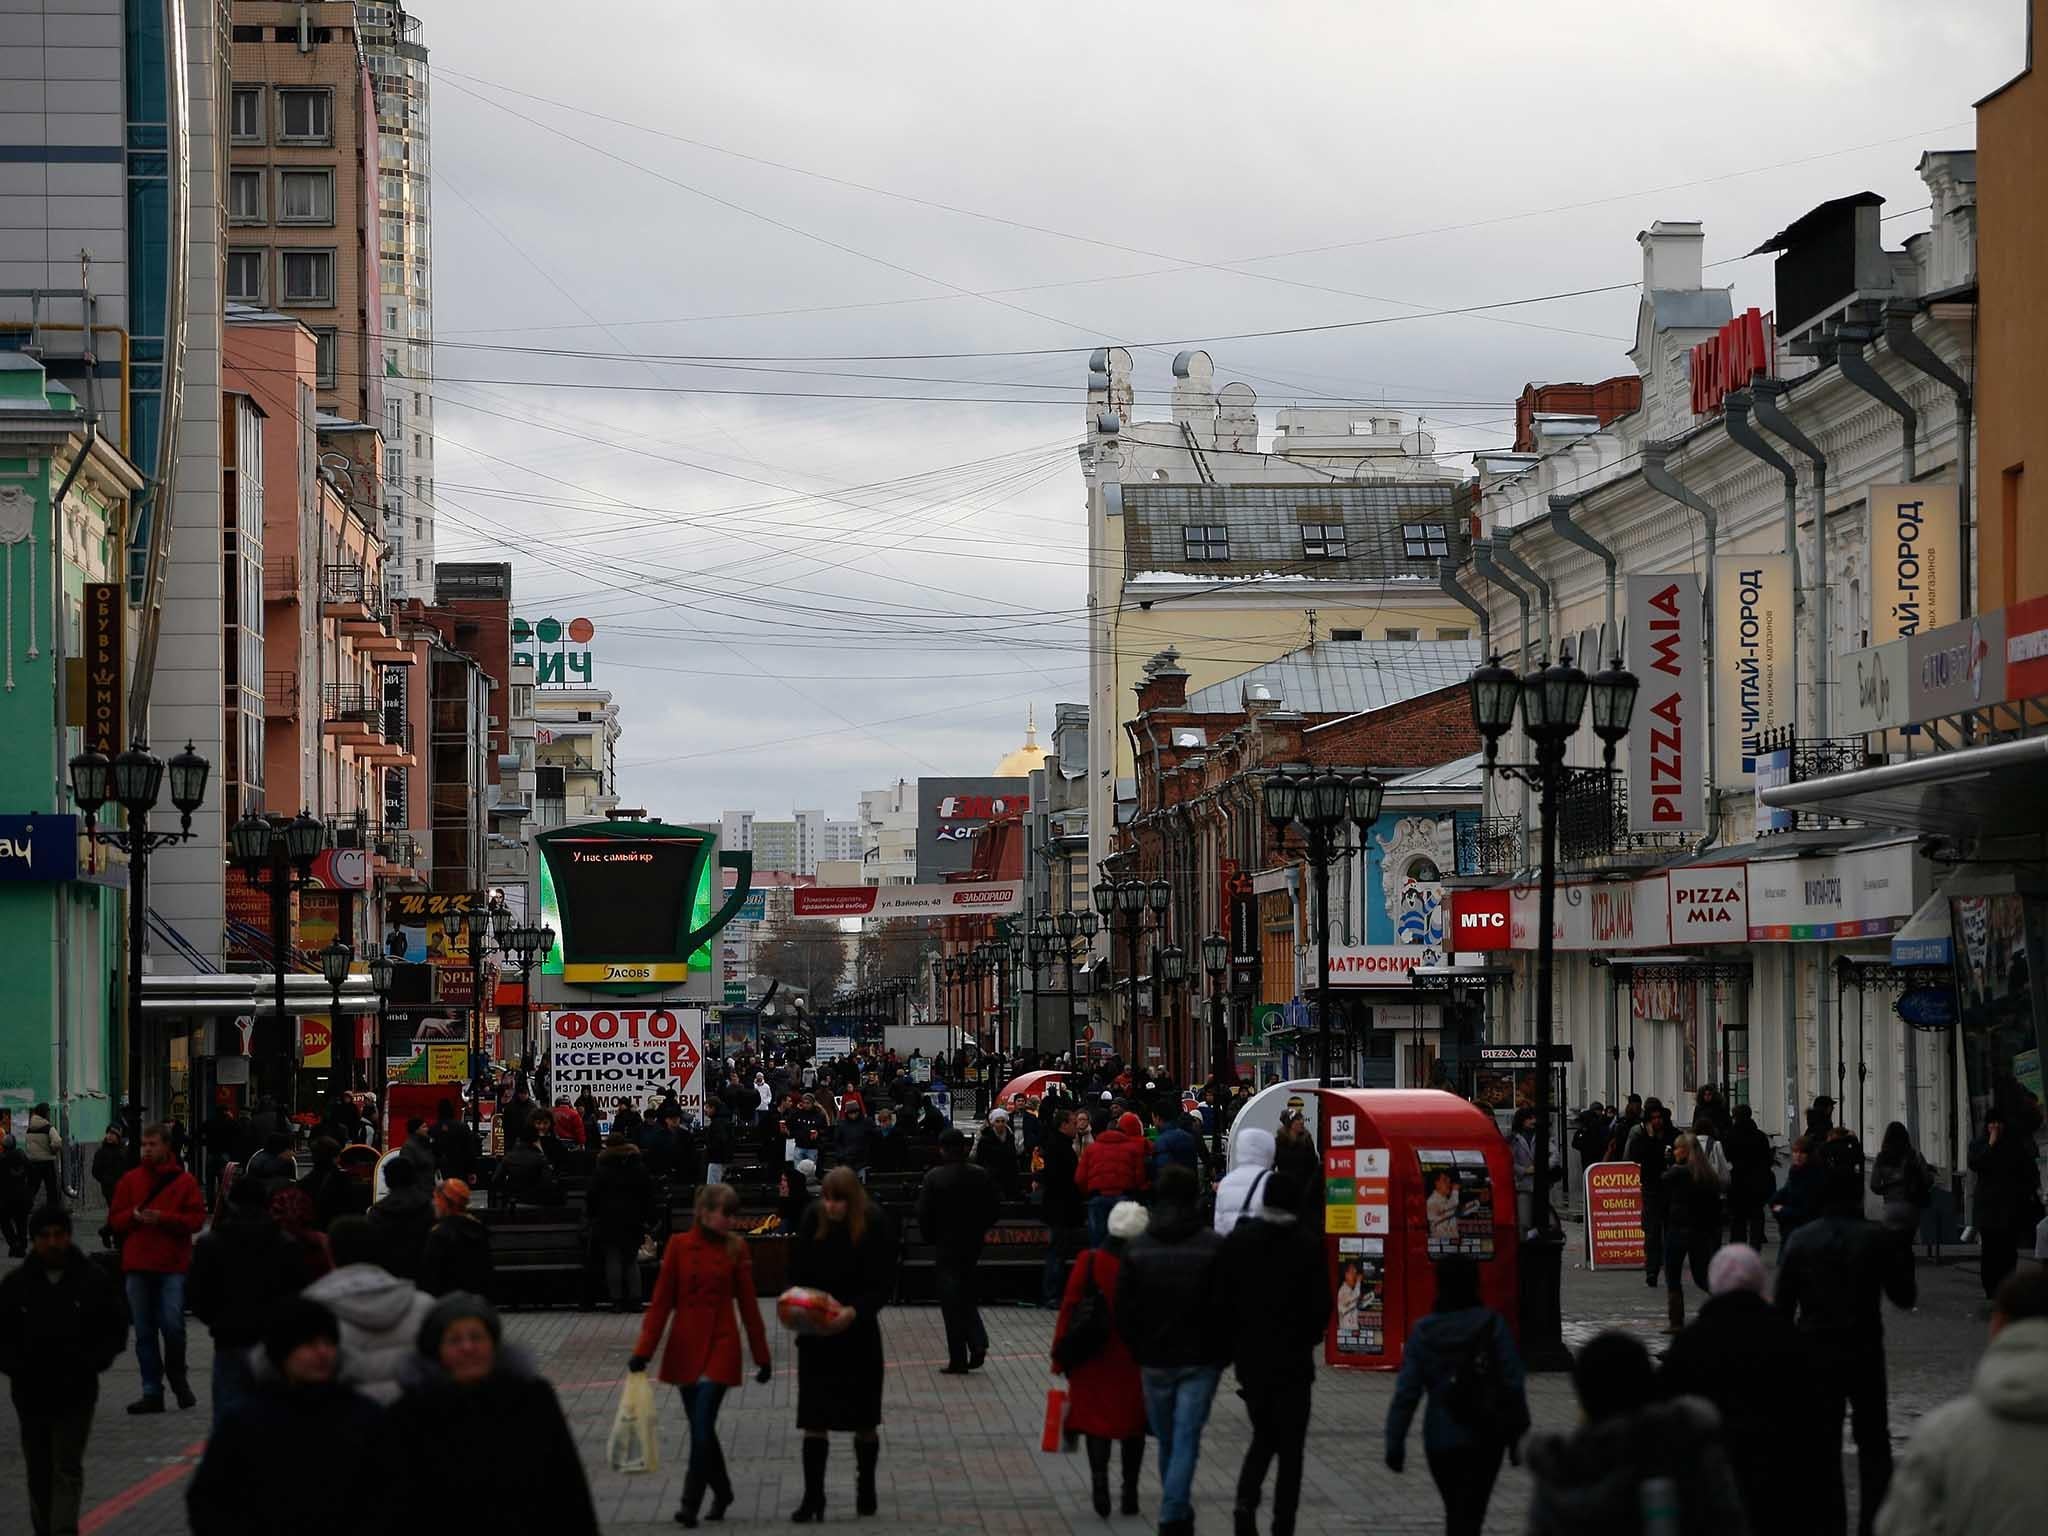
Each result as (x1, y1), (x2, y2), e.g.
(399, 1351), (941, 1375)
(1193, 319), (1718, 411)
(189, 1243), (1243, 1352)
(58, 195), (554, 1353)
(1054, 1198), (1151, 1518)
(1077, 1112), (1152, 1246)
(109, 1122), (206, 1413)
(630, 1183), (772, 1528)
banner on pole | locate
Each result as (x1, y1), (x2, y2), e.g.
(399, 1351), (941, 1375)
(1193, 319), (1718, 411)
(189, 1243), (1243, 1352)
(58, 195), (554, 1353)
(1868, 483), (1959, 645)
(1627, 574), (1704, 833)
(1712, 552), (1791, 782)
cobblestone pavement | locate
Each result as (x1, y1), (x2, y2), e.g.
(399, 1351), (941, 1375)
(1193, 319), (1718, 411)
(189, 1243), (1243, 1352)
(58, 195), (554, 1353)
(1, 1232), (1997, 1535)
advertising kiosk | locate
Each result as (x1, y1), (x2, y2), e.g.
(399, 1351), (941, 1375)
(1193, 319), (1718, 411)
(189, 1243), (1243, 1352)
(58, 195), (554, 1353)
(1319, 1088), (1519, 1371)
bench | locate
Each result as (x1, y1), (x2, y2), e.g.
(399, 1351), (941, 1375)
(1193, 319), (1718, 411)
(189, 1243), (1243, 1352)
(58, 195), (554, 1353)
(893, 1206), (1051, 1304)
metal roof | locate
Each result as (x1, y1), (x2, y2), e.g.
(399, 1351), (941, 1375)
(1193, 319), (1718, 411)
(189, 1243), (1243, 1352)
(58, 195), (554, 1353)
(1121, 482), (1465, 582)
(1188, 639), (1480, 716)
(1384, 751), (1486, 791)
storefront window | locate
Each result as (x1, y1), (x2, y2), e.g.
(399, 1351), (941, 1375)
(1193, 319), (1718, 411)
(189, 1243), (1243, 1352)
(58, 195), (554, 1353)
(1953, 893), (2046, 1151)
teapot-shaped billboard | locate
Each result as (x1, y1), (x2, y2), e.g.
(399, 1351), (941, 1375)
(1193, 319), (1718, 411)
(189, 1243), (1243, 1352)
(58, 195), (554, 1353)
(534, 821), (753, 995)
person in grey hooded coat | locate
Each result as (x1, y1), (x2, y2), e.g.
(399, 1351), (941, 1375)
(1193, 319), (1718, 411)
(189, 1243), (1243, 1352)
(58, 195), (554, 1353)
(298, 1215), (436, 1404)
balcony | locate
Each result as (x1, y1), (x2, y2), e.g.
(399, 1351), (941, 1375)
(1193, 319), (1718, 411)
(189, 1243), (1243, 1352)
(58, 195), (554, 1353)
(322, 564), (388, 637)
(1755, 726), (1876, 836)
(1456, 815), (1522, 877)
(1553, 768), (1691, 868)
(321, 684), (382, 743)
(263, 554), (299, 603)
(263, 670), (299, 720)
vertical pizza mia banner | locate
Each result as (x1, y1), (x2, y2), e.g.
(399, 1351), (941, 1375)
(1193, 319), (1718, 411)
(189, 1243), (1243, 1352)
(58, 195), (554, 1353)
(544, 1007), (704, 1113)
(1626, 573), (1705, 834)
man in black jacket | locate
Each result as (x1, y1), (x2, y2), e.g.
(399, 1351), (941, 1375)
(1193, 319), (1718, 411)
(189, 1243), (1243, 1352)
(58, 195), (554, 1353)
(1214, 1173), (1332, 1536)
(367, 1155), (435, 1282)
(1625, 1103), (1676, 1286)
(918, 1130), (999, 1373)
(1776, 1142), (1917, 1536)
(188, 1176), (315, 1427)
(1038, 1102), (1084, 1308)
(1115, 1165), (1226, 1536)
(0, 1207), (128, 1535)
(427, 1101), (478, 1183)
(1722, 1104), (1775, 1249)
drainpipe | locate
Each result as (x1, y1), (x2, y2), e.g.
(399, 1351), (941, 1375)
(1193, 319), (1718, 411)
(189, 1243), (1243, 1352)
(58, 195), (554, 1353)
(1752, 378), (1832, 735)
(1492, 538), (1553, 663)
(50, 418), (98, 1154)
(1726, 391), (1807, 743)
(1884, 301), (1972, 618)
(1642, 441), (1723, 850)
(1436, 558), (1491, 657)
(1471, 541), (1533, 867)
(1837, 325), (1917, 483)
(1547, 494), (1616, 638)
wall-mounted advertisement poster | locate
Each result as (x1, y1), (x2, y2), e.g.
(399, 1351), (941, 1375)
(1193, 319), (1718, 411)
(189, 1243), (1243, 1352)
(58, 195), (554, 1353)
(1333, 1237), (1386, 1359)
(1417, 1148), (1495, 1259)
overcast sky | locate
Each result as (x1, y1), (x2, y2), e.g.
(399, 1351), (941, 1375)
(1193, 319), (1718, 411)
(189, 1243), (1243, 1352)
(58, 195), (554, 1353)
(418, 0), (2024, 826)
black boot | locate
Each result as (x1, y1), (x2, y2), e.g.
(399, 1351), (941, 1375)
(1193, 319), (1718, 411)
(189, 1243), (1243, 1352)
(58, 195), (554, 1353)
(1235, 1507), (1259, 1536)
(792, 1438), (827, 1523)
(166, 1337), (196, 1410)
(854, 1437), (879, 1517)
(676, 1471), (704, 1528)
(1086, 1437), (1113, 1519)
(1120, 1436), (1145, 1517)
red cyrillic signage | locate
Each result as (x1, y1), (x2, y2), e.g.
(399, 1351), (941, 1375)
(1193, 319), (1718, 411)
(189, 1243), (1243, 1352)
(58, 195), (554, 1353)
(1585, 1161), (1646, 1268)
(1691, 307), (1775, 417)
(1449, 890), (1513, 951)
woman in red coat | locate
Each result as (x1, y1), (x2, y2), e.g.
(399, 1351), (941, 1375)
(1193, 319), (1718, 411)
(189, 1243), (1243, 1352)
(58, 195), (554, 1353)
(1053, 1198), (1150, 1519)
(630, 1184), (773, 1527)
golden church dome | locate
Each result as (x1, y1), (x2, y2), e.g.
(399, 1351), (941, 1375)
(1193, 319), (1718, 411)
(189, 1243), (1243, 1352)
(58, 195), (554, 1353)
(994, 706), (1049, 777)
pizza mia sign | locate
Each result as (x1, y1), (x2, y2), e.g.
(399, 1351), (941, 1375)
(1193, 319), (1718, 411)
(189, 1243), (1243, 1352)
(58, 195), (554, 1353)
(545, 1008), (704, 1112)
(1627, 574), (1704, 834)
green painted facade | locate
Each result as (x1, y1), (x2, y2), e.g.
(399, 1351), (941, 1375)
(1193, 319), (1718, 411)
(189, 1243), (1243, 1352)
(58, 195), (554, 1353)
(0, 356), (139, 1142)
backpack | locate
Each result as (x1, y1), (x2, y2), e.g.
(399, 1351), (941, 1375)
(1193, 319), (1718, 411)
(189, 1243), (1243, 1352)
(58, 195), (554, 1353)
(1053, 1252), (1112, 1372)
(1444, 1318), (1524, 1440)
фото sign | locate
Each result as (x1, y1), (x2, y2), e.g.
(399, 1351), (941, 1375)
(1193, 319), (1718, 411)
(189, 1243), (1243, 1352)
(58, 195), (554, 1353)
(544, 1007), (705, 1114)
(789, 881), (1025, 920)
(1627, 574), (1704, 833)
(1448, 889), (1513, 951)
(915, 776), (1028, 881)
(1869, 484), (1960, 644)
(1667, 866), (1748, 944)
(1713, 553), (1791, 781)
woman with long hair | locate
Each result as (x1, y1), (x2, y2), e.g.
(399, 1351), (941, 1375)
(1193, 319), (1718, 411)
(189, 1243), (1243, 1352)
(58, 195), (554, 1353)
(1660, 1133), (1723, 1332)
(1052, 1200), (1149, 1519)
(631, 1184), (772, 1527)
(789, 1164), (896, 1522)
(1868, 1120), (1932, 1241)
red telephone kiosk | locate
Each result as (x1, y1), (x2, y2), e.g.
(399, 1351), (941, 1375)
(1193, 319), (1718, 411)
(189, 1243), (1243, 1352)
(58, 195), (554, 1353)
(1320, 1088), (1518, 1370)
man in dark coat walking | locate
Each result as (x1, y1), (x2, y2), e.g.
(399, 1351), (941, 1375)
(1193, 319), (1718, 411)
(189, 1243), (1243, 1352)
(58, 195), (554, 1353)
(1038, 1102), (1084, 1307)
(1626, 1103), (1676, 1286)
(1116, 1165), (1227, 1536)
(1722, 1105), (1775, 1249)
(918, 1130), (999, 1373)
(187, 1175), (315, 1427)
(367, 1155), (435, 1282)
(1777, 1143), (1917, 1536)
(0, 1207), (128, 1535)
(1660, 1243), (1829, 1536)
(1214, 1173), (1332, 1536)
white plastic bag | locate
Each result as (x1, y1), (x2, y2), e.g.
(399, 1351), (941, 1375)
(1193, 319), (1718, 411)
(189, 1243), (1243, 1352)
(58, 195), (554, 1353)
(608, 1371), (661, 1475)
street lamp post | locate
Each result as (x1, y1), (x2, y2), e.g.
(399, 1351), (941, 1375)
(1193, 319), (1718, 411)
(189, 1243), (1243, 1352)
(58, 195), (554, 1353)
(70, 740), (210, 1154)
(227, 809), (331, 1114)
(320, 939), (353, 1089)
(1469, 646), (1639, 1370)
(1264, 767), (1384, 1088)
(1201, 932), (1230, 1166)
(507, 921), (553, 1083)
(1159, 942), (1186, 1086)
(1095, 876), (1168, 1070)
(368, 951), (395, 1107)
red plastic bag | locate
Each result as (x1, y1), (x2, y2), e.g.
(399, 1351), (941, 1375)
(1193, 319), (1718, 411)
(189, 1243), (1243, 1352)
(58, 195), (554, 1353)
(1040, 1386), (1068, 1453)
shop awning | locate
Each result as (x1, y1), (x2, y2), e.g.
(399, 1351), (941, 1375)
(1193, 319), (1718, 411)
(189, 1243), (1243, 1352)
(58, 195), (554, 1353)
(1890, 891), (1955, 966)
(141, 973), (386, 1016)
(1759, 736), (2048, 843)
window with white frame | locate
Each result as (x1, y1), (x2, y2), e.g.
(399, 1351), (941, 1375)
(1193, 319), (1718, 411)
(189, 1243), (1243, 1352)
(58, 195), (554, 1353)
(280, 249), (335, 305)
(278, 169), (333, 224)
(277, 88), (332, 144)
(230, 87), (263, 143)
(225, 248), (265, 303)
(1385, 627), (1419, 642)
(227, 169), (263, 224)
(1300, 522), (1348, 559)
(1181, 525), (1230, 562)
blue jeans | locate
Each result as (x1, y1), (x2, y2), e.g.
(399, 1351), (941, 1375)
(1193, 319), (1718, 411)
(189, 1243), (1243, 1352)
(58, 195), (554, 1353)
(211, 1346), (255, 1429)
(678, 1382), (730, 1500)
(1087, 1194), (1117, 1248)
(1141, 1365), (1221, 1524)
(125, 1271), (188, 1399)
